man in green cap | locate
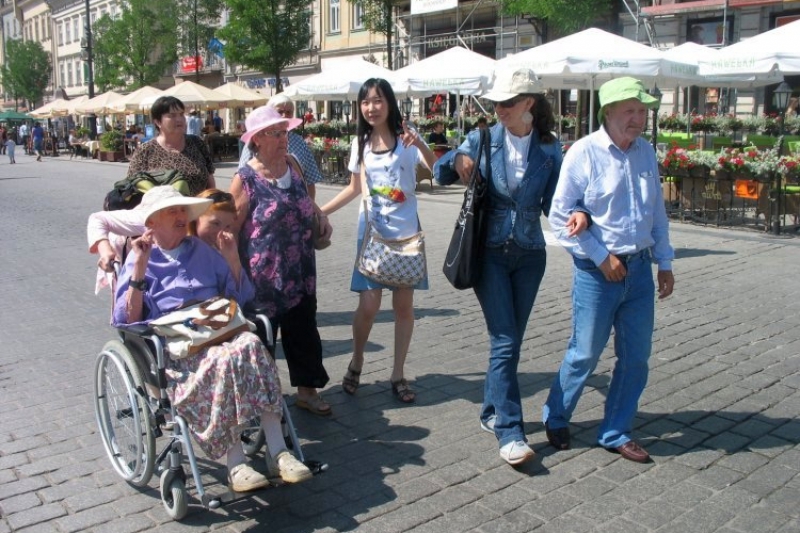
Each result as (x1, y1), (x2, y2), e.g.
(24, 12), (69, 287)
(543, 77), (675, 463)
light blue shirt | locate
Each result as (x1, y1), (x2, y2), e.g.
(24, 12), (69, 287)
(238, 132), (323, 184)
(548, 126), (674, 271)
(186, 116), (202, 136)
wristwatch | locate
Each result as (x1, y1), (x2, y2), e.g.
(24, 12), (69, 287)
(129, 278), (148, 291)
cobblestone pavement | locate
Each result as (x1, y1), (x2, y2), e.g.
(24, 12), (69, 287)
(1, 154), (799, 533)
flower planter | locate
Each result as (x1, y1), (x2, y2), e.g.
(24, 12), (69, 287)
(99, 150), (125, 162)
(689, 165), (709, 179)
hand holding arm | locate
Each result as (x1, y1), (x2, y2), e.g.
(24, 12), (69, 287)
(565, 211), (589, 237)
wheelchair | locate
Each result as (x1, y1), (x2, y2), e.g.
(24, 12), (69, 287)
(93, 310), (326, 520)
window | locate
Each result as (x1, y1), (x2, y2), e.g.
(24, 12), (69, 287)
(76, 61), (83, 85)
(110, 4), (117, 18)
(353, 3), (365, 30)
(72, 18), (79, 43)
(67, 62), (73, 87)
(329, 0), (340, 33)
(60, 63), (65, 87)
(65, 19), (71, 43)
(58, 23), (63, 45)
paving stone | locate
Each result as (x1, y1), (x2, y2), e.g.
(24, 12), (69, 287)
(0, 491), (42, 515)
(5, 503), (67, 531)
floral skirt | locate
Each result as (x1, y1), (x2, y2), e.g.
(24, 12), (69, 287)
(165, 331), (282, 460)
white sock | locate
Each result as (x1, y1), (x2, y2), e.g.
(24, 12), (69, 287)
(260, 411), (287, 458)
(226, 444), (247, 472)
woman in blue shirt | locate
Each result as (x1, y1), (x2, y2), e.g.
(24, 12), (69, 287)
(444, 69), (586, 466)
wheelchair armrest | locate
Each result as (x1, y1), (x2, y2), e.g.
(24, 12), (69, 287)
(116, 323), (156, 336)
(246, 305), (272, 315)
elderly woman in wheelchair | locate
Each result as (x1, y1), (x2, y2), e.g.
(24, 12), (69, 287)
(106, 186), (312, 502)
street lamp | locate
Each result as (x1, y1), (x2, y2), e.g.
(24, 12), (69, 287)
(771, 81), (792, 236)
(333, 101), (341, 121)
(402, 97), (412, 120)
(649, 85), (663, 152)
(81, 0), (97, 139)
(342, 100), (352, 144)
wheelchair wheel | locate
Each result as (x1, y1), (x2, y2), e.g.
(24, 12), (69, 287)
(94, 341), (156, 488)
(160, 470), (188, 521)
(241, 418), (264, 457)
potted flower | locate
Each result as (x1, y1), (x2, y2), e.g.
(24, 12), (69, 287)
(658, 143), (693, 177)
(778, 154), (800, 183)
(99, 129), (125, 162)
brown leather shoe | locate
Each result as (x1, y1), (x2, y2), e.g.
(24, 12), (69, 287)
(610, 440), (650, 463)
(545, 422), (571, 450)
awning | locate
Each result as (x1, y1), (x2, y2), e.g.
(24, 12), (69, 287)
(642, 0), (725, 17)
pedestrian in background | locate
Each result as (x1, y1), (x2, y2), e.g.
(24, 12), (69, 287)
(443, 68), (585, 466)
(32, 122), (44, 162)
(321, 77), (436, 404)
(187, 110), (203, 137)
(5, 136), (15, 164)
(543, 77), (675, 463)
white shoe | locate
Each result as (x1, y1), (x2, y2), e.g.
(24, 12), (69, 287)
(499, 440), (535, 465)
(267, 450), (313, 483)
(228, 464), (269, 492)
(480, 415), (496, 434)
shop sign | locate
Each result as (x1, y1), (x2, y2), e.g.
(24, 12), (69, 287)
(411, 0), (457, 16)
(425, 30), (493, 51)
(180, 56), (203, 73)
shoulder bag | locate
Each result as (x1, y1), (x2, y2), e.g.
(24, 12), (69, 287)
(442, 128), (491, 290)
(355, 163), (426, 288)
(150, 296), (255, 360)
(288, 154), (331, 250)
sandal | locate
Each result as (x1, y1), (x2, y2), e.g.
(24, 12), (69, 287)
(391, 378), (416, 404)
(342, 361), (362, 395)
(295, 394), (332, 416)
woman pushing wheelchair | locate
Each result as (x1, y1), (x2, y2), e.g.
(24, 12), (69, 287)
(112, 186), (312, 492)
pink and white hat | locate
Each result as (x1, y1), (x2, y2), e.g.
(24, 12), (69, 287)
(240, 105), (302, 145)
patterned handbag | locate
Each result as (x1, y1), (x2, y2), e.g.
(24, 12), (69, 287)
(356, 166), (426, 288)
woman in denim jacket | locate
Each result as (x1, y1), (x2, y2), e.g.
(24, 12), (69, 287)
(441, 69), (587, 466)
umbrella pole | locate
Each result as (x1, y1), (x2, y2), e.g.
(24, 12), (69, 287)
(589, 78), (596, 134)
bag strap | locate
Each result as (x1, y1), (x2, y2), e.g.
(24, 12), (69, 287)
(469, 128), (491, 188)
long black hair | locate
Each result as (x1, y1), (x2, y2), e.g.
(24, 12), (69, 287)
(356, 78), (404, 166)
(521, 93), (556, 144)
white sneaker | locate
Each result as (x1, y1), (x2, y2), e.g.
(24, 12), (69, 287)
(499, 440), (535, 465)
(268, 450), (313, 484)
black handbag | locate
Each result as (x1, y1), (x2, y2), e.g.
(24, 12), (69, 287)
(442, 128), (491, 290)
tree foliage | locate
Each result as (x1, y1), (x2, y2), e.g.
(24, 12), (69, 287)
(0, 39), (52, 108)
(498, 0), (613, 37)
(90, 0), (178, 90)
(175, 0), (223, 81)
(352, 0), (404, 69)
(218, 0), (311, 93)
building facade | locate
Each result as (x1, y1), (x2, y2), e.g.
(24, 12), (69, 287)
(622, 0), (800, 116)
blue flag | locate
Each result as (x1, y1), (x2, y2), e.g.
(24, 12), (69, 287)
(208, 38), (225, 58)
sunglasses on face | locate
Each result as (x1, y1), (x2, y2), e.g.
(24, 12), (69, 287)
(259, 129), (289, 138)
(496, 95), (526, 109)
(275, 107), (294, 117)
(207, 191), (233, 203)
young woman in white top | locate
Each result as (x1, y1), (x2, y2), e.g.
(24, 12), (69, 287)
(321, 78), (436, 403)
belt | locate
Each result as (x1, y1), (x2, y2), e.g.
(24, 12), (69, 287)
(616, 248), (651, 263)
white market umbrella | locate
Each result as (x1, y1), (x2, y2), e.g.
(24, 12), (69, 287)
(698, 19), (800, 77)
(30, 98), (72, 118)
(663, 42), (782, 89)
(64, 95), (90, 115)
(212, 82), (268, 108)
(139, 80), (230, 111)
(496, 28), (699, 131)
(395, 46), (497, 97)
(107, 86), (164, 113)
(73, 91), (125, 115)
(283, 59), (404, 100)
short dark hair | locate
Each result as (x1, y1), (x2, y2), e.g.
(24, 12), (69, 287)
(476, 117), (488, 125)
(151, 96), (185, 123)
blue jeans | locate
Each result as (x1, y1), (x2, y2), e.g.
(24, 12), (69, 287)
(543, 249), (655, 448)
(474, 242), (546, 448)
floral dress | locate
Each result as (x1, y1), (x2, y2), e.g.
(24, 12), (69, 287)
(237, 163), (317, 317)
